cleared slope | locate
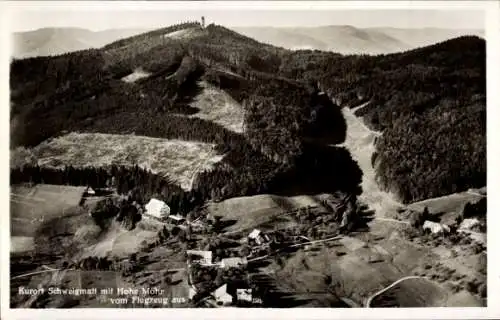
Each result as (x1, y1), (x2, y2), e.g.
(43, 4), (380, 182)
(14, 132), (224, 190)
(189, 80), (245, 133)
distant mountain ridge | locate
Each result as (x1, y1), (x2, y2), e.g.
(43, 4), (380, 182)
(232, 25), (484, 54)
(12, 27), (152, 58)
(12, 25), (484, 58)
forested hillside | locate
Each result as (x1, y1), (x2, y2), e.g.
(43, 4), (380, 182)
(280, 36), (485, 202)
(10, 24), (485, 205)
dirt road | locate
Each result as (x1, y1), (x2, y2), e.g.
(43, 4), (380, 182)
(364, 276), (430, 307)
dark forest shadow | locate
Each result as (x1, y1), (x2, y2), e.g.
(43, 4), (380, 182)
(268, 144), (363, 197)
(305, 93), (347, 145)
(172, 66), (205, 115)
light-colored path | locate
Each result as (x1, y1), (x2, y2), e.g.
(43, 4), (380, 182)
(339, 104), (402, 218)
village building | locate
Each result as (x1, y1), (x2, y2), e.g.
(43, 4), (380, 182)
(213, 284), (233, 306)
(188, 287), (197, 300)
(220, 257), (247, 269)
(144, 198), (170, 221)
(84, 186), (96, 196)
(167, 214), (185, 225)
(248, 229), (270, 246)
(186, 250), (213, 266)
(459, 218), (481, 231)
(236, 288), (253, 303)
(423, 220), (450, 234)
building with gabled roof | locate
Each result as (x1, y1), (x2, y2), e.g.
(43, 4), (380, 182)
(145, 198), (170, 220)
(423, 220), (450, 234)
(248, 229), (270, 245)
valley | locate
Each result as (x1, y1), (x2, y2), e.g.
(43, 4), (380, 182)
(9, 21), (487, 309)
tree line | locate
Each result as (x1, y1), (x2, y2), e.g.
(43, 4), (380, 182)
(10, 164), (198, 214)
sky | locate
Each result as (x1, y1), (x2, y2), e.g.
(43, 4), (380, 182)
(8, 6), (485, 32)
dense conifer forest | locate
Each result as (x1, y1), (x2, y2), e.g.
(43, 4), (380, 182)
(10, 24), (486, 204)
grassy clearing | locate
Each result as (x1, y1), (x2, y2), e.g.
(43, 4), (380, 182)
(18, 132), (224, 190)
(121, 68), (151, 83)
(163, 27), (203, 40)
(189, 81), (245, 133)
(11, 236), (35, 253)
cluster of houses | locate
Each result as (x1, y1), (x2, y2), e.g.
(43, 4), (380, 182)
(183, 229), (273, 307)
(140, 198), (273, 307)
(185, 249), (253, 306)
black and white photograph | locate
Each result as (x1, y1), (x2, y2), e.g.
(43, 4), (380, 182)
(2, 0), (498, 318)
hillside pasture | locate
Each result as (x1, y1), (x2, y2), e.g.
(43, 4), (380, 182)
(267, 232), (482, 307)
(20, 132), (225, 190)
(10, 184), (86, 252)
(406, 191), (485, 225)
(206, 193), (332, 234)
(369, 277), (449, 307)
(80, 221), (159, 259)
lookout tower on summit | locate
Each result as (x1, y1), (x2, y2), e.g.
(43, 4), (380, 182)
(201, 16), (205, 28)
